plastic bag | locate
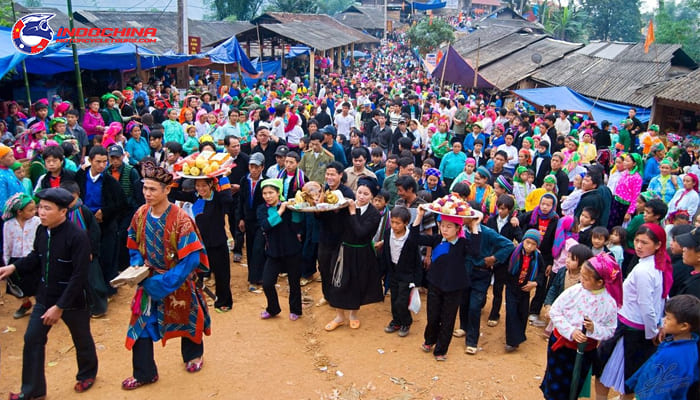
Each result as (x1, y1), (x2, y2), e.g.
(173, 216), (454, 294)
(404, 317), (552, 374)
(408, 286), (421, 314)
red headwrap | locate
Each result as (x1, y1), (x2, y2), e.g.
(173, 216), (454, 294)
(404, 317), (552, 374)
(686, 173), (699, 192)
(587, 253), (623, 307)
(285, 113), (299, 133)
(640, 223), (673, 298)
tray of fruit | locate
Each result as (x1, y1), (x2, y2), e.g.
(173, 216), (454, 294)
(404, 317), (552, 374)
(174, 151), (234, 179)
(420, 193), (482, 219)
(287, 182), (349, 212)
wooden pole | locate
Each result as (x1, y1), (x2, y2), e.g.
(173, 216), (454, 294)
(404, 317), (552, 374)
(439, 45), (450, 93)
(256, 24), (263, 73)
(310, 50), (315, 90)
(473, 37), (480, 88)
(66, 0), (84, 111)
(10, 0), (32, 106)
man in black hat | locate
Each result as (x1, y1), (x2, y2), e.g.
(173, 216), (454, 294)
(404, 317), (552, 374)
(674, 228), (700, 299)
(0, 188), (98, 399)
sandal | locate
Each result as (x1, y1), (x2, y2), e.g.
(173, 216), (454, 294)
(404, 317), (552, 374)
(420, 343), (433, 353)
(435, 354), (447, 361)
(8, 393), (46, 400)
(260, 311), (277, 319)
(465, 346), (477, 355)
(324, 319), (345, 331)
(215, 306), (231, 313)
(186, 359), (203, 373)
(74, 377), (95, 393)
(289, 313), (300, 321)
(487, 320), (499, 327)
(349, 319), (360, 329)
(121, 375), (159, 390)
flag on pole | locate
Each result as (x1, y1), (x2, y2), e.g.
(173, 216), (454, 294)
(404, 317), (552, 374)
(644, 20), (655, 53)
(458, 11), (463, 23)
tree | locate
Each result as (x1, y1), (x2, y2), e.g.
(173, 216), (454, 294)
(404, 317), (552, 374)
(581, 0), (642, 41)
(654, 0), (700, 62)
(406, 18), (455, 55)
(316, 0), (357, 16)
(0, 2), (13, 27)
(206, 0), (264, 21)
(266, 0), (318, 13)
(542, 4), (589, 42)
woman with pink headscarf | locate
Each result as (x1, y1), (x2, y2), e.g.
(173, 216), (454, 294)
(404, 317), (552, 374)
(595, 223), (673, 399)
(541, 252), (620, 400)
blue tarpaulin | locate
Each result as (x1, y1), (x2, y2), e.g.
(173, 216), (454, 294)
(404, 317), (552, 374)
(205, 36), (258, 75)
(285, 46), (310, 58)
(0, 27), (66, 78)
(243, 59), (281, 87)
(412, 0), (447, 10)
(513, 86), (651, 124)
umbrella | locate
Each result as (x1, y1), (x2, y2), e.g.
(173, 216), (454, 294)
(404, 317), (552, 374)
(569, 325), (587, 400)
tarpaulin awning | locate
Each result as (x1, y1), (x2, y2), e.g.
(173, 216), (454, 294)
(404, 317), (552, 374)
(512, 86), (651, 124)
(412, 0), (447, 10)
(0, 27), (66, 78)
(205, 36), (258, 75)
(432, 45), (494, 89)
(285, 45), (310, 58)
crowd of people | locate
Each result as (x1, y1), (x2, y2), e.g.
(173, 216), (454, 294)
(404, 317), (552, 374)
(0, 32), (698, 400)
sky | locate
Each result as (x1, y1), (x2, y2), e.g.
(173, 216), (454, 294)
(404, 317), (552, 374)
(19, 0), (659, 21)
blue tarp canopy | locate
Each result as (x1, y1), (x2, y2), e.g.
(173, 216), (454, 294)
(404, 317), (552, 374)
(512, 86), (651, 124)
(432, 45), (494, 89)
(285, 46), (310, 58)
(0, 27), (66, 78)
(205, 36), (258, 75)
(242, 59), (281, 87)
(22, 44), (198, 74)
(412, 0), (447, 10)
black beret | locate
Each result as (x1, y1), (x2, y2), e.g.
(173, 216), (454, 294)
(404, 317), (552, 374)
(36, 187), (73, 208)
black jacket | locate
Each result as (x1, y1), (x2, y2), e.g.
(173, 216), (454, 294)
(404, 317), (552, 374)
(228, 152), (250, 193)
(485, 213), (523, 243)
(391, 129), (416, 155)
(533, 154), (552, 188)
(466, 150), (488, 167)
(252, 139), (287, 171)
(316, 184), (355, 245)
(15, 219), (91, 309)
(170, 184), (233, 248)
(552, 169), (570, 197)
(518, 211), (559, 266)
(257, 204), (302, 257)
(575, 187), (609, 227)
(380, 227), (422, 284)
(238, 175), (265, 224)
(75, 168), (128, 225)
(36, 168), (76, 191)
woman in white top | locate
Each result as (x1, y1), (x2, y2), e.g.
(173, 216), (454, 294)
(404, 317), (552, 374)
(271, 104), (287, 141)
(666, 172), (699, 221)
(594, 223), (672, 399)
(606, 154), (625, 194)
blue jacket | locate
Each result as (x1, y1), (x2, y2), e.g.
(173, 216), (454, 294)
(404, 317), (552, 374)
(324, 141), (348, 167)
(466, 224), (514, 273)
(627, 334), (699, 400)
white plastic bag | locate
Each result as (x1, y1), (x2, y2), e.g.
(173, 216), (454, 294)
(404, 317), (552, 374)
(408, 286), (421, 314)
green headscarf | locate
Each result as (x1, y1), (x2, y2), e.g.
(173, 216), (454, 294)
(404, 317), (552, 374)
(543, 174), (557, 185)
(261, 178), (285, 201)
(514, 166), (528, 184)
(627, 153), (643, 175)
(101, 93), (118, 103)
(2, 193), (34, 221)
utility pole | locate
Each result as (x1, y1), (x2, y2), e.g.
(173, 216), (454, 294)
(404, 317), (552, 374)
(176, 0), (188, 91)
(66, 0), (84, 112)
(10, 0), (32, 105)
(384, 0), (388, 41)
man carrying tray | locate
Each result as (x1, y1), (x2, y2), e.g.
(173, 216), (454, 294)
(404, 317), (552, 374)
(120, 161), (211, 390)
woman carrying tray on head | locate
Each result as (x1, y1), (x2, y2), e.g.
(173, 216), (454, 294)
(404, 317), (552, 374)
(169, 172), (233, 311)
(324, 177), (384, 331)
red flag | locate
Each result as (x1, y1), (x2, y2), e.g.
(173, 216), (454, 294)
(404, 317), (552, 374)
(429, 14), (433, 25)
(644, 20), (655, 54)
(458, 11), (463, 22)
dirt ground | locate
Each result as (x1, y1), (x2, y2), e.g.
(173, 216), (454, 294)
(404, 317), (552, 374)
(0, 255), (595, 400)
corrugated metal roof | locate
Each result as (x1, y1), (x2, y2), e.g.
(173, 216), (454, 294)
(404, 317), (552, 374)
(261, 22), (357, 51)
(460, 33), (546, 67)
(479, 38), (583, 89)
(593, 43), (630, 60)
(655, 69), (700, 106)
(531, 41), (697, 107)
(473, 0), (503, 6)
(72, 10), (256, 54)
(253, 12), (380, 44)
(451, 26), (526, 55)
(335, 6), (386, 31)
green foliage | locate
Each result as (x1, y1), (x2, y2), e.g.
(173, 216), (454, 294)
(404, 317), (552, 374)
(654, 0), (700, 62)
(316, 0), (357, 16)
(206, 0), (264, 21)
(581, 0), (642, 41)
(406, 18), (455, 55)
(541, 4), (589, 42)
(266, 0), (318, 13)
(0, 2), (14, 27)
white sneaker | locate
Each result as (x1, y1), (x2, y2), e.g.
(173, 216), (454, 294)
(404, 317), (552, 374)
(528, 314), (539, 322)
